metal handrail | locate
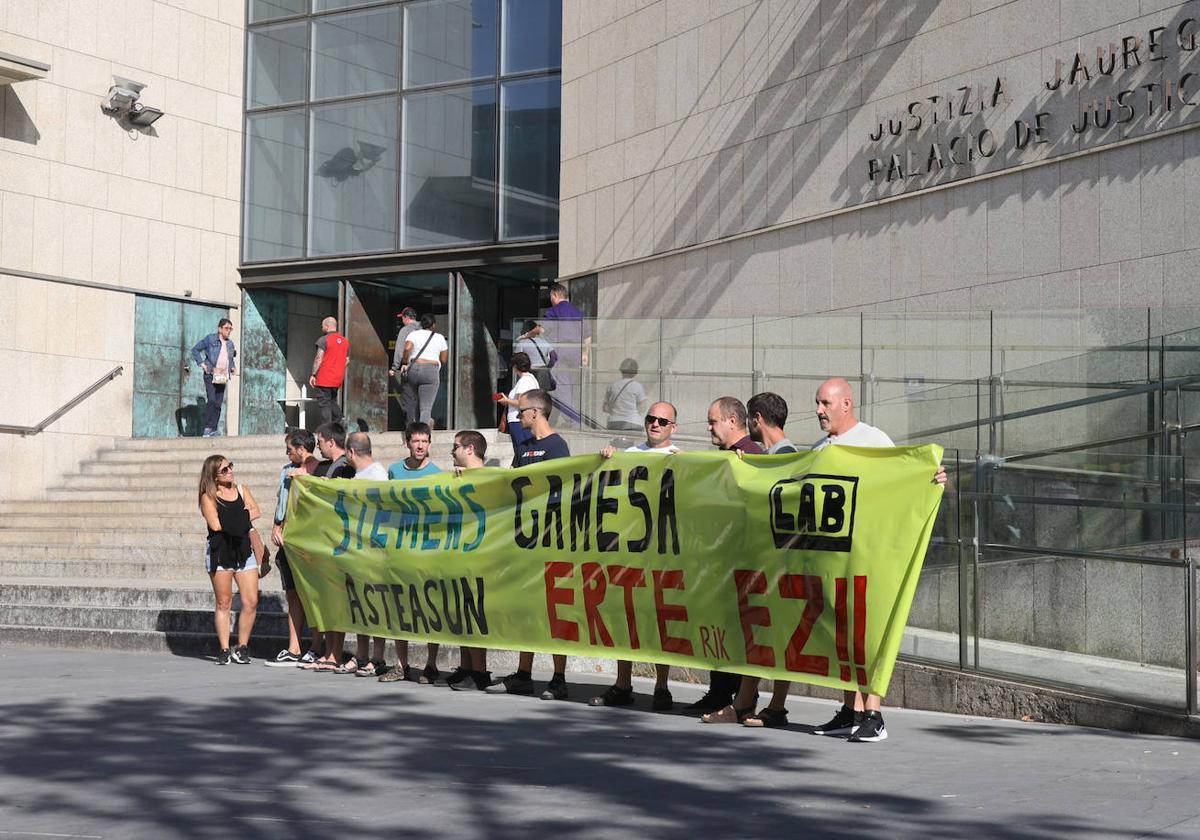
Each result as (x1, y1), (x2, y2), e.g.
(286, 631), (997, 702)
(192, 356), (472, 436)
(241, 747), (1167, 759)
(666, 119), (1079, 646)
(0, 366), (124, 436)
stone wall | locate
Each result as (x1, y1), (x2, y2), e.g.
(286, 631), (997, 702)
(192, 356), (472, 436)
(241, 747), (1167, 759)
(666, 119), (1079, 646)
(560, 1), (1200, 326)
(0, 0), (245, 498)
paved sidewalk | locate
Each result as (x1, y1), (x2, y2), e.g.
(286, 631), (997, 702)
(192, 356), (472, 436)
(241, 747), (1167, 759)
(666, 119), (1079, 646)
(2, 647), (1199, 840)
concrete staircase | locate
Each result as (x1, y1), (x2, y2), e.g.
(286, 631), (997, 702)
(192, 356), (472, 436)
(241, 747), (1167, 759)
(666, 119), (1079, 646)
(0, 430), (515, 657)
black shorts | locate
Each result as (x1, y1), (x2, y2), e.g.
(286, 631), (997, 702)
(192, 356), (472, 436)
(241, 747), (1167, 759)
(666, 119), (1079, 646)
(276, 548), (296, 591)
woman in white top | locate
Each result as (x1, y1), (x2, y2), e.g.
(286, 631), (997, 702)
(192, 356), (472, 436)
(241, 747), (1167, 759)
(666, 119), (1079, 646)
(398, 313), (449, 427)
(496, 351), (539, 457)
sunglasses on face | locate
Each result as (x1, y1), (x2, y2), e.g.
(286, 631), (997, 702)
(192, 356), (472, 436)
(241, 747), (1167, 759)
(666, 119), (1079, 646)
(219, 463), (234, 474)
(645, 415), (673, 427)
(517, 406), (537, 415)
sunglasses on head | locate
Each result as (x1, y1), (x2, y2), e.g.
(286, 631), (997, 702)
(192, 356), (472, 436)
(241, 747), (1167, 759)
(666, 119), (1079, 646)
(644, 414), (673, 427)
(219, 463), (234, 474)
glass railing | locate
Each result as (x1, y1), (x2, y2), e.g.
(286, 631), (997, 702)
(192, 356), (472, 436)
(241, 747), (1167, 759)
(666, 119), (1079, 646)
(509, 307), (1200, 713)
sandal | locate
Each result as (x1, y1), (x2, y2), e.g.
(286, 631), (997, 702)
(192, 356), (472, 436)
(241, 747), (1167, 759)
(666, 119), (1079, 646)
(701, 705), (754, 724)
(355, 660), (380, 677)
(743, 707), (789, 728)
(313, 660), (339, 672)
(332, 656), (359, 675)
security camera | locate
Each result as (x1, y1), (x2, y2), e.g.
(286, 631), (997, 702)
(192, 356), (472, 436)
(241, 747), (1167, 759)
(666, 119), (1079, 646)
(101, 75), (147, 117)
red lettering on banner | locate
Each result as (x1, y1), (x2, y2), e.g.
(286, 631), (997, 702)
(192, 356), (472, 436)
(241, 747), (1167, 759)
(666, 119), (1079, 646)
(606, 564), (646, 649)
(652, 569), (694, 655)
(581, 562), (614, 647)
(734, 570), (775, 667)
(778, 573), (829, 675)
(853, 574), (868, 687)
(544, 561), (579, 641)
(835, 577), (850, 683)
(699, 625), (713, 657)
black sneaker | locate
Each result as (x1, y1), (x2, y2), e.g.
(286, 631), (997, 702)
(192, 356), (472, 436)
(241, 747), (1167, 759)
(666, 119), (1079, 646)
(588, 685), (634, 707)
(652, 687), (674, 711)
(215, 648), (231, 665)
(418, 664), (440, 685)
(684, 690), (732, 714)
(264, 649), (301, 668)
(230, 646), (251, 665)
(848, 711), (887, 743)
(450, 670), (490, 692)
(485, 672), (536, 695)
(540, 677), (569, 701)
(813, 704), (860, 736)
(444, 667), (469, 687)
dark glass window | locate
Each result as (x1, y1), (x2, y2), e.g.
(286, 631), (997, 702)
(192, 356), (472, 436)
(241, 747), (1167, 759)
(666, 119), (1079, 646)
(402, 83), (497, 247)
(403, 0), (498, 87)
(309, 97), (400, 256)
(244, 110), (307, 261)
(250, 0), (308, 24)
(247, 22), (309, 108)
(502, 0), (561, 74)
(500, 76), (559, 239)
(312, 7), (401, 100)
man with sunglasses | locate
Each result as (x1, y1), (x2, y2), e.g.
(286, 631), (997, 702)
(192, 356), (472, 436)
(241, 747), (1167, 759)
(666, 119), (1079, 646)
(588, 401), (680, 711)
(488, 389), (572, 699)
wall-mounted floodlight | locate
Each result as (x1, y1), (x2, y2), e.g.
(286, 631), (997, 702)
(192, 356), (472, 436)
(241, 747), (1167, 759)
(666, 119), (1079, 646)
(101, 75), (165, 130)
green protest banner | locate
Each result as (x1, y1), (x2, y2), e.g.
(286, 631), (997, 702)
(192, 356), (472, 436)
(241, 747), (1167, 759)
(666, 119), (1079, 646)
(284, 445), (943, 695)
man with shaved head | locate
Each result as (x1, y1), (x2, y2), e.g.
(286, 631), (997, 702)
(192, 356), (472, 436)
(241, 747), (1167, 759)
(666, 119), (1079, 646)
(309, 316), (350, 426)
(806, 376), (943, 743)
(588, 400), (681, 711)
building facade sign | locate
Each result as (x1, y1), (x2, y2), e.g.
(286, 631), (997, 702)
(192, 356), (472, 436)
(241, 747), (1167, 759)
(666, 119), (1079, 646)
(864, 18), (1199, 186)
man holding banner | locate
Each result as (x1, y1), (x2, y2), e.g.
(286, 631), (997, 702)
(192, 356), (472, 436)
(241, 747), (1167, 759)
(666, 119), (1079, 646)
(487, 389), (573, 700)
(806, 377), (945, 743)
(588, 401), (681, 711)
(282, 385), (945, 733)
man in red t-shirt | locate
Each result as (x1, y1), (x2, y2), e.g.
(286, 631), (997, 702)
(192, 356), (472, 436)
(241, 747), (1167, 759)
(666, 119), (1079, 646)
(308, 317), (350, 425)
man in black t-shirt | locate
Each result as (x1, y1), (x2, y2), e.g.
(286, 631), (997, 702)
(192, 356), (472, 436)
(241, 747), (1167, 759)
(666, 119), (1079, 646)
(305, 422), (355, 673)
(488, 389), (573, 700)
(689, 397), (763, 717)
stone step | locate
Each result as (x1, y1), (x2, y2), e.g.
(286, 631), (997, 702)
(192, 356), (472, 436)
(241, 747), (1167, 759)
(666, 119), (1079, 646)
(0, 528), (264, 547)
(0, 625), (296, 657)
(0, 558), (246, 579)
(0, 579), (277, 609)
(0, 513), (202, 530)
(0, 603), (292, 634)
(111, 430), (501, 452)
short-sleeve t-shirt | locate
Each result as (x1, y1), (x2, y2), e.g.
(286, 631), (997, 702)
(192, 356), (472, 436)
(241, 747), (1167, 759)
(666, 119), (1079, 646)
(314, 455), (356, 479)
(516, 433), (570, 466)
(406, 329), (448, 364)
(354, 462), (388, 480)
(516, 336), (555, 368)
(314, 332), (350, 387)
(393, 322), (418, 368)
(627, 442), (679, 454)
(767, 439), (798, 454)
(604, 378), (647, 425)
(506, 371), (539, 423)
(811, 421), (894, 451)
(388, 460), (443, 480)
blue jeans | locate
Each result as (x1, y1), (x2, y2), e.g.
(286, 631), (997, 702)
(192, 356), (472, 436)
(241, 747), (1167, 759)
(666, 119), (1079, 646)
(203, 374), (225, 435)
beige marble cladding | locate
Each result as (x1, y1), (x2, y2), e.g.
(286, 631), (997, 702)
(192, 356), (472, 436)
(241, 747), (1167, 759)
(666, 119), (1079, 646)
(562, 0), (1200, 323)
(0, 0), (245, 498)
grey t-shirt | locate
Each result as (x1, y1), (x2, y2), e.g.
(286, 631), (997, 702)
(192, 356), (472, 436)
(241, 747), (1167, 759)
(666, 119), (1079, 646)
(604, 377), (647, 425)
(767, 438), (798, 454)
(392, 322), (418, 369)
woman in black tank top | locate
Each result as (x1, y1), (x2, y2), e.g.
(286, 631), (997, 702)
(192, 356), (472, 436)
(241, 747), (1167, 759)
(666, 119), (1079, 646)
(198, 454), (264, 665)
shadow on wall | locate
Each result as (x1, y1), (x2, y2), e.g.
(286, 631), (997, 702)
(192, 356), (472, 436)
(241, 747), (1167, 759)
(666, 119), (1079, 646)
(1, 85), (39, 144)
(599, 1), (1200, 317)
(0, 691), (1138, 839)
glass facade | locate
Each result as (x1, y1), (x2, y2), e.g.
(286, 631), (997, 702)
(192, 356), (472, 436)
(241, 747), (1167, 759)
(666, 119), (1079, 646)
(242, 0), (561, 263)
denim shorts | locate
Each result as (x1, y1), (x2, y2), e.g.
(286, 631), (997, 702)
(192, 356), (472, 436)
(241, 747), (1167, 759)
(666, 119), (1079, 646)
(205, 541), (258, 575)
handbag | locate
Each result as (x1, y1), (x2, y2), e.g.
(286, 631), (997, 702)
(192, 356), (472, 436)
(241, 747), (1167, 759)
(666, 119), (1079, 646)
(531, 340), (557, 392)
(401, 331), (436, 382)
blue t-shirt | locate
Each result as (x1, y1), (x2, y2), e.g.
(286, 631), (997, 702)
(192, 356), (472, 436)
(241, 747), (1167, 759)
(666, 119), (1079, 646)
(387, 460), (443, 480)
